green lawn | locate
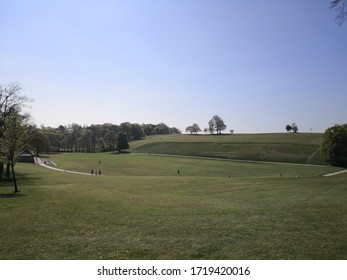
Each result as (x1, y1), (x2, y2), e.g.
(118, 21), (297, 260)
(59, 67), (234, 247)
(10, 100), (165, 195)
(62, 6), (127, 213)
(130, 133), (327, 164)
(1, 152), (346, 260)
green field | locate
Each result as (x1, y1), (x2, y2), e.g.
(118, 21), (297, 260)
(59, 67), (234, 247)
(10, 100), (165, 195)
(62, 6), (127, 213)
(130, 133), (327, 164)
(1, 134), (346, 260)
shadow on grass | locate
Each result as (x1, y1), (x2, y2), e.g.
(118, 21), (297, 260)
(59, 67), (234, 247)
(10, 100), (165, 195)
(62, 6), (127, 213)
(0, 193), (26, 199)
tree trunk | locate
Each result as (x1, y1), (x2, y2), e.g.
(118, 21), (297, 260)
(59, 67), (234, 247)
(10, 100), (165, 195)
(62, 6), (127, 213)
(11, 162), (19, 193)
(0, 162), (3, 178)
(6, 163), (10, 177)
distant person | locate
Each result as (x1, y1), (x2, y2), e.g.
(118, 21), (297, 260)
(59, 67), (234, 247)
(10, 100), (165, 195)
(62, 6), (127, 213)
(99, 161), (101, 165)
(99, 170), (101, 175)
(177, 169), (180, 175)
(91, 169), (94, 175)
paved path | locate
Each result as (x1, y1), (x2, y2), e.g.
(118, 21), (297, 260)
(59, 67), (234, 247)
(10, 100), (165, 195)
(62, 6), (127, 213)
(36, 157), (92, 176)
(323, 169), (347, 177)
(36, 153), (346, 177)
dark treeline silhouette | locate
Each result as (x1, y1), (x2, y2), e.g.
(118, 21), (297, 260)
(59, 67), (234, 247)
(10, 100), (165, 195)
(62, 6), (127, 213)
(27, 122), (181, 155)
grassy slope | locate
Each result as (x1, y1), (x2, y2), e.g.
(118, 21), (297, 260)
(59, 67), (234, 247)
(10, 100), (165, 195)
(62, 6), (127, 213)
(130, 133), (326, 164)
(0, 152), (346, 260)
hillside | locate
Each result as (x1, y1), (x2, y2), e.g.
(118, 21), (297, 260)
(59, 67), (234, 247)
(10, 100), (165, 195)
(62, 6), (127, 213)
(130, 133), (326, 165)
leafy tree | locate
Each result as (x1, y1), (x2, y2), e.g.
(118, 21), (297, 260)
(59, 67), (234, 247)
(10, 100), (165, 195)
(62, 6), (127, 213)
(27, 125), (49, 156)
(117, 132), (129, 152)
(131, 123), (145, 140)
(321, 124), (347, 166)
(169, 127), (182, 134)
(79, 129), (93, 153)
(330, 0), (346, 25)
(186, 123), (201, 134)
(208, 115), (227, 135)
(185, 126), (194, 134)
(286, 124), (293, 132)
(142, 124), (156, 136)
(0, 112), (28, 192)
(152, 123), (170, 135)
(120, 122), (132, 139)
(104, 130), (118, 154)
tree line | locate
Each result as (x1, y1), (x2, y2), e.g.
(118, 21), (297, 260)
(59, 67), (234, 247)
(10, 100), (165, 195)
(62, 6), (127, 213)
(1, 82), (347, 193)
(28, 122), (181, 155)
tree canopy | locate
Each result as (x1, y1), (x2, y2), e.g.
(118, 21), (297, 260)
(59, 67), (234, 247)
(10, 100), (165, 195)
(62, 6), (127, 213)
(0, 112), (28, 192)
(321, 124), (347, 166)
(208, 115), (227, 135)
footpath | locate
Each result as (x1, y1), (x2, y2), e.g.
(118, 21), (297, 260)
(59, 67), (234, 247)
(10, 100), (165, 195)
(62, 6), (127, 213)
(35, 154), (346, 177)
(36, 157), (92, 176)
(323, 169), (347, 177)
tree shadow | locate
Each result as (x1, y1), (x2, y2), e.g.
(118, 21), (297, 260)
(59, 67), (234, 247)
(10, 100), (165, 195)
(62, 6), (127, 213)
(0, 193), (26, 199)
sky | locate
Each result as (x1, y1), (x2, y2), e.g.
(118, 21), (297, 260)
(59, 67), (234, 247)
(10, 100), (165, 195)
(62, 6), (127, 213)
(1, 0), (346, 133)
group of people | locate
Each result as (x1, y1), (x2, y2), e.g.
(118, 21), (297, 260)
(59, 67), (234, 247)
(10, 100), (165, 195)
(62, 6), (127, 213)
(91, 169), (101, 176)
(91, 161), (102, 176)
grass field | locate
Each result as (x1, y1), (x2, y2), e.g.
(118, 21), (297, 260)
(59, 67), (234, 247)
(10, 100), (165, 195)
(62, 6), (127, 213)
(130, 133), (327, 164)
(1, 145), (346, 260)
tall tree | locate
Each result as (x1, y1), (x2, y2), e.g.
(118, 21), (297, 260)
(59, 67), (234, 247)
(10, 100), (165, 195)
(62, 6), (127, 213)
(186, 123), (201, 134)
(0, 83), (30, 178)
(208, 115), (227, 135)
(116, 132), (129, 152)
(0, 112), (28, 192)
(104, 130), (118, 154)
(131, 123), (145, 140)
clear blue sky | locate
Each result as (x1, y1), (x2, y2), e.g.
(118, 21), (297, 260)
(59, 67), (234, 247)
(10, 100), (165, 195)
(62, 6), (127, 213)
(1, 0), (346, 133)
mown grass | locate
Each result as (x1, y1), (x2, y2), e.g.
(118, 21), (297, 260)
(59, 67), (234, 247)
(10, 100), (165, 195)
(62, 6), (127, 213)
(130, 133), (326, 164)
(0, 153), (346, 260)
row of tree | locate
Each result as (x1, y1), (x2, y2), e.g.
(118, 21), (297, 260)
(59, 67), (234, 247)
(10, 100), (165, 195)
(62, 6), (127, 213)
(28, 122), (181, 155)
(286, 123), (299, 133)
(186, 115), (228, 135)
(1, 82), (347, 194)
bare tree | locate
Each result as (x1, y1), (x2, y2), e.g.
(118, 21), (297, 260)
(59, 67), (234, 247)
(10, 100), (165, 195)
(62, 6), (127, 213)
(0, 112), (28, 192)
(330, 0), (347, 25)
(0, 82), (31, 178)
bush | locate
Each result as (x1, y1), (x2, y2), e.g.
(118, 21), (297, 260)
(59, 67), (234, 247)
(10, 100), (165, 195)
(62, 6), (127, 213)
(321, 124), (347, 166)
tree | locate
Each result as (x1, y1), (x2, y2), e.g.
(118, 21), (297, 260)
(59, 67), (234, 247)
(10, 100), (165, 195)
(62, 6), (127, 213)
(186, 123), (201, 134)
(131, 123), (144, 140)
(208, 115), (227, 135)
(0, 112), (28, 192)
(142, 124), (156, 136)
(0, 82), (30, 178)
(186, 126), (194, 134)
(120, 122), (132, 139)
(330, 0), (347, 25)
(152, 123), (170, 135)
(116, 132), (129, 152)
(27, 125), (49, 156)
(285, 124), (293, 132)
(321, 124), (347, 166)
(169, 127), (182, 134)
(292, 123), (299, 133)
(104, 130), (118, 154)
